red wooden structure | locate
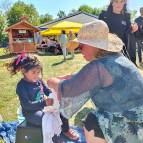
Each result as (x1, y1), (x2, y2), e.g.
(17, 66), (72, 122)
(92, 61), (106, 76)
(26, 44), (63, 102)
(6, 16), (39, 53)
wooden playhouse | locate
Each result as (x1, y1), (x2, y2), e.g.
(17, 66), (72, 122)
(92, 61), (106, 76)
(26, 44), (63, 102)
(6, 16), (39, 53)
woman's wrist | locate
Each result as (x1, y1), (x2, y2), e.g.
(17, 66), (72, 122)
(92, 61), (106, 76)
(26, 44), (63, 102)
(47, 77), (61, 100)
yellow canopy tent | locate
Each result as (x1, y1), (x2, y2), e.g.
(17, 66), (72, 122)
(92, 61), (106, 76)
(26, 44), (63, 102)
(41, 21), (82, 36)
(49, 21), (82, 29)
(41, 28), (80, 36)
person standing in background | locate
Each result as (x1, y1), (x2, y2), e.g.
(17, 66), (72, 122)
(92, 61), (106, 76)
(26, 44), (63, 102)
(60, 30), (68, 61)
(135, 7), (143, 66)
(68, 30), (75, 59)
(99, 0), (138, 65)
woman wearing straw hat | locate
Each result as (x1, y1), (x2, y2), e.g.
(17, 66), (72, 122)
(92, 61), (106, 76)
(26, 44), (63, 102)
(99, 0), (138, 65)
(47, 20), (143, 143)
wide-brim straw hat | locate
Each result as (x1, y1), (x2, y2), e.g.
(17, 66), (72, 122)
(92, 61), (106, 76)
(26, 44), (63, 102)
(111, 0), (127, 3)
(67, 20), (124, 52)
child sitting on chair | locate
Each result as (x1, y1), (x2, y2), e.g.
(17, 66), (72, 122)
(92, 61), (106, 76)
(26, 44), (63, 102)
(6, 53), (79, 142)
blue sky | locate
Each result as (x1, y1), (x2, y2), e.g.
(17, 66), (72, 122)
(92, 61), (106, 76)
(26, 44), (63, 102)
(4, 0), (143, 18)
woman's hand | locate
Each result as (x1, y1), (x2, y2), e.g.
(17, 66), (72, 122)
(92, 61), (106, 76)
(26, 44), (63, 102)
(131, 23), (138, 33)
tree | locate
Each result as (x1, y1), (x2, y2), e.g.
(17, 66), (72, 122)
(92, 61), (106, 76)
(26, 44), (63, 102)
(24, 4), (40, 25)
(0, 11), (7, 46)
(68, 9), (78, 16)
(78, 5), (105, 16)
(92, 7), (104, 16)
(7, 1), (40, 26)
(57, 10), (66, 18)
(78, 5), (94, 14)
(130, 10), (137, 21)
(40, 13), (53, 24)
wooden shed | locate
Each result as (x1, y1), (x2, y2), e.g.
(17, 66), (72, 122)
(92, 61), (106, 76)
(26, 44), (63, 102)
(6, 16), (39, 53)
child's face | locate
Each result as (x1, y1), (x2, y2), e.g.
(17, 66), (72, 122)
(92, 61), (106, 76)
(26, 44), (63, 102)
(23, 67), (42, 82)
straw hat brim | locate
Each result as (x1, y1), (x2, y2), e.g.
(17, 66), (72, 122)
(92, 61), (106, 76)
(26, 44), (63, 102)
(67, 33), (124, 52)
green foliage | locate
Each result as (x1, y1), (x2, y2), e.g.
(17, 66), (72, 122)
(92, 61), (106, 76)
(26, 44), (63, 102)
(68, 9), (78, 16)
(7, 1), (40, 26)
(40, 13), (53, 24)
(74, 107), (94, 127)
(78, 5), (94, 14)
(57, 10), (66, 18)
(78, 5), (104, 16)
(92, 7), (104, 16)
(24, 4), (40, 25)
(131, 10), (137, 21)
(0, 11), (7, 46)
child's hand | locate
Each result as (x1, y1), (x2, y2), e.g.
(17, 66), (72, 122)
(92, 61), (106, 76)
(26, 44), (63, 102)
(45, 98), (54, 106)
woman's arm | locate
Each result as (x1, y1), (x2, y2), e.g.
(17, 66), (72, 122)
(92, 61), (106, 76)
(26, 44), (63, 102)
(47, 61), (113, 118)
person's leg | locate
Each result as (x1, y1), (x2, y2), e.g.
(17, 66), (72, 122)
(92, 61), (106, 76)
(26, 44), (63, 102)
(70, 51), (74, 59)
(60, 114), (79, 141)
(137, 40), (143, 63)
(61, 47), (67, 60)
(25, 110), (44, 127)
(83, 112), (107, 143)
(60, 114), (69, 133)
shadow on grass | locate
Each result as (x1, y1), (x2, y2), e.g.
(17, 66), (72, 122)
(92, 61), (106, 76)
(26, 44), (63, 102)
(0, 53), (16, 60)
(51, 57), (74, 66)
(37, 52), (53, 56)
(37, 51), (63, 57)
(51, 60), (65, 66)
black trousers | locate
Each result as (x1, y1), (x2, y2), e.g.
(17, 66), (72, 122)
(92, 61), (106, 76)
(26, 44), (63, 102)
(137, 40), (143, 63)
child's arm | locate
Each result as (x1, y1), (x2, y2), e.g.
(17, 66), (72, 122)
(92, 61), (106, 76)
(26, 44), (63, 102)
(16, 84), (47, 112)
(41, 80), (52, 96)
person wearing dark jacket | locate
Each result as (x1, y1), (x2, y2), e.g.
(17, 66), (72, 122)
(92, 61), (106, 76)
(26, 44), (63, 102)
(99, 0), (138, 65)
(135, 7), (143, 66)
